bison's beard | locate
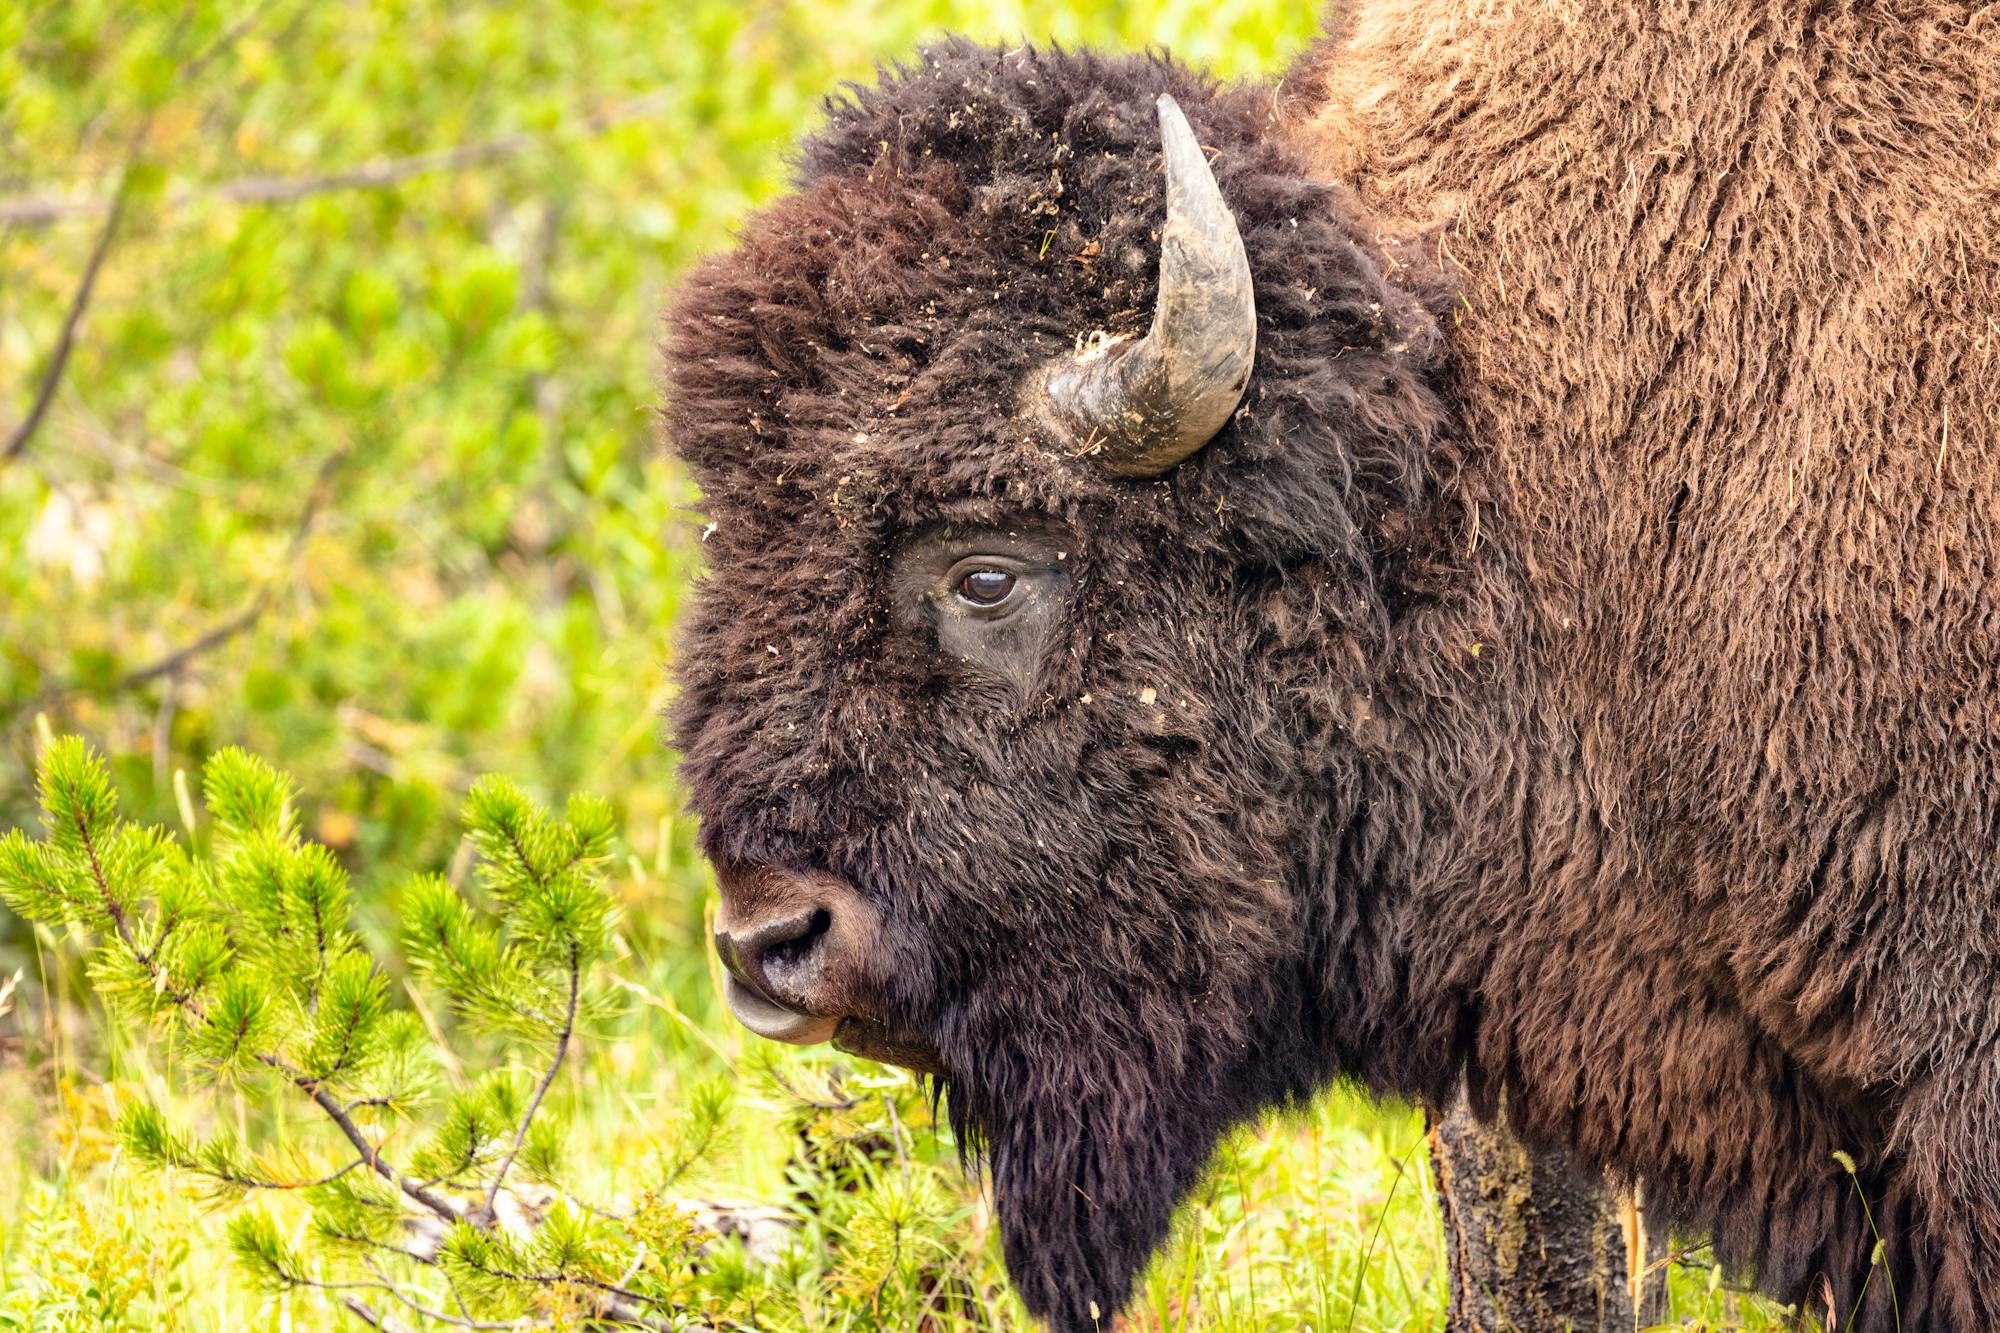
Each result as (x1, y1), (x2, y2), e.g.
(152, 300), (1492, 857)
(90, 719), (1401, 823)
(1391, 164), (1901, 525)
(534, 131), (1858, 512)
(935, 954), (1324, 1332)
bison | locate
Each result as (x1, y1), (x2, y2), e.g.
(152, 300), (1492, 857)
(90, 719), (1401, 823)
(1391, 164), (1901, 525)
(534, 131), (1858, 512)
(663, 5), (2000, 1328)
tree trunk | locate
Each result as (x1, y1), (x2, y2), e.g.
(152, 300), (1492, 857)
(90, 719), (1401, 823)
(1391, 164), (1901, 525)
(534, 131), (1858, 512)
(1429, 1086), (1667, 1332)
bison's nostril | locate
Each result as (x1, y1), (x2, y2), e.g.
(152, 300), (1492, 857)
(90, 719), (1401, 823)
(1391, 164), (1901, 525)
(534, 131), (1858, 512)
(766, 907), (832, 970)
(716, 904), (836, 1002)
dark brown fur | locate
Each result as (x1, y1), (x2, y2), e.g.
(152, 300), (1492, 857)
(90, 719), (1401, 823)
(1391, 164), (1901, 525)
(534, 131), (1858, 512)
(1285, 1), (2000, 1321)
(664, 13), (2000, 1327)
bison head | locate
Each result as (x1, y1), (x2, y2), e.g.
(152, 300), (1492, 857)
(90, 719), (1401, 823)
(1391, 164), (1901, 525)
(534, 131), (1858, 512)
(665, 41), (1463, 1329)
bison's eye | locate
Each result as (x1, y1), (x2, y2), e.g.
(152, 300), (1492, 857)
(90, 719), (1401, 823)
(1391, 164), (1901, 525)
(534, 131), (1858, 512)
(893, 524), (1073, 703)
(957, 568), (1017, 607)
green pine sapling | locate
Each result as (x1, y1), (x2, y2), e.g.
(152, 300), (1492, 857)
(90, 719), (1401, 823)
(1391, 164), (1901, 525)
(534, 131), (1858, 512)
(0, 737), (735, 1331)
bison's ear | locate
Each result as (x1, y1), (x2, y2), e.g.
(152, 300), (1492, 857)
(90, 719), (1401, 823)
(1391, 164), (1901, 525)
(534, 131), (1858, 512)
(1036, 94), (1258, 478)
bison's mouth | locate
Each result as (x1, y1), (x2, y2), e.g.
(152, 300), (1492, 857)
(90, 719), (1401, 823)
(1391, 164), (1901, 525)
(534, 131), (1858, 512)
(722, 974), (946, 1077)
(722, 973), (841, 1045)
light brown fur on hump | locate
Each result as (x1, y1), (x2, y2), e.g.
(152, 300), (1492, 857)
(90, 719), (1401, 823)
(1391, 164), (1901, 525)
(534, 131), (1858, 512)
(1289, 0), (2000, 1080)
(1284, 13), (2000, 1310)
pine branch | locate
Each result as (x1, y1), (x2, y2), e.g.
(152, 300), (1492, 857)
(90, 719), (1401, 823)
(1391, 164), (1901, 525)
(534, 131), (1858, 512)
(7, 738), (727, 1329)
(240, 1199), (624, 1331)
(220, 1156), (368, 1193)
(483, 942), (579, 1214)
(62, 787), (458, 1224)
(327, 1244), (710, 1333)
(317, 1221), (436, 1267)
(75, 802), (202, 1015)
(296, 1073), (461, 1224)
(123, 1103), (370, 1191)
(415, 1166), (485, 1194)
(300, 1151), (378, 1186)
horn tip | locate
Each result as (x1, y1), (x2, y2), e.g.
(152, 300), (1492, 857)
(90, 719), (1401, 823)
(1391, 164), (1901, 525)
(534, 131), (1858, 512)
(1154, 94), (1206, 187)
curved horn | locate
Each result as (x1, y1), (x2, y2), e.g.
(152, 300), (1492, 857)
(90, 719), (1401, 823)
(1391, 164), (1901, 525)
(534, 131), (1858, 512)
(1040, 94), (1257, 478)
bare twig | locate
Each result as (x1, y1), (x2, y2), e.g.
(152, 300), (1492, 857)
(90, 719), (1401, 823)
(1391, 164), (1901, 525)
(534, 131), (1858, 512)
(1, 135), (143, 463)
(182, 0), (283, 80)
(13, 444), (350, 721)
(0, 92), (669, 228)
(562, 1190), (629, 1223)
(442, 1252), (674, 1329)
(114, 600), (269, 691)
(2, 0), (280, 458)
(362, 1258), (529, 1329)
(340, 1094), (400, 1115)
(318, 1222), (436, 1266)
(483, 942), (580, 1213)
(341, 1297), (401, 1331)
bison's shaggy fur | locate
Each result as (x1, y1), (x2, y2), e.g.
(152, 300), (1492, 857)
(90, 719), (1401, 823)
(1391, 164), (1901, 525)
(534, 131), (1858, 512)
(665, 11), (2000, 1328)
(1283, 1), (2000, 1324)
(669, 44), (1472, 1326)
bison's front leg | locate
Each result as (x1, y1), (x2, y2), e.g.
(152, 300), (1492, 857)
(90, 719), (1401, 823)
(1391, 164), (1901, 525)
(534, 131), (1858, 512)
(1429, 1086), (1663, 1332)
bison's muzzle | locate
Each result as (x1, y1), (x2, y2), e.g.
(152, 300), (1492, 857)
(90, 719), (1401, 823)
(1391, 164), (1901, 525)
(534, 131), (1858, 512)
(711, 861), (897, 1050)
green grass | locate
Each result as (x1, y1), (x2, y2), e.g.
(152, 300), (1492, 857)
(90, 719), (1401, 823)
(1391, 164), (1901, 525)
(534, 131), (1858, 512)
(0, 1), (1798, 1328)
